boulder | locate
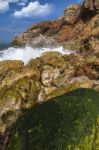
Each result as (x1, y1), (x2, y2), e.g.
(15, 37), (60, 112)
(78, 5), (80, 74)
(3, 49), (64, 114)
(7, 89), (99, 150)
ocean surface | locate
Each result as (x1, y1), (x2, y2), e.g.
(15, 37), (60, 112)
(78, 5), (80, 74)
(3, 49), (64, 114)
(0, 44), (10, 50)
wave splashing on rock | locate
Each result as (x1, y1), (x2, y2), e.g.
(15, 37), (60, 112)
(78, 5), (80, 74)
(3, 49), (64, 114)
(0, 36), (73, 65)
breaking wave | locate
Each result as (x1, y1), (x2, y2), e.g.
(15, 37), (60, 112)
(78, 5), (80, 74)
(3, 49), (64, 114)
(0, 46), (73, 65)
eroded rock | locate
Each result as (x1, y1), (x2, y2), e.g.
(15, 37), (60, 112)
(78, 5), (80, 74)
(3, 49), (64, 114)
(84, 0), (99, 11)
(64, 4), (82, 24)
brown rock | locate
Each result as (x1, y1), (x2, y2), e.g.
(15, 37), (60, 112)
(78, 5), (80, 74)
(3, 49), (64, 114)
(94, 0), (99, 10)
(84, 0), (99, 11)
(64, 4), (82, 24)
(75, 57), (99, 80)
(12, 18), (65, 46)
(53, 69), (75, 87)
(45, 75), (93, 100)
(41, 67), (54, 87)
(0, 60), (40, 134)
(84, 0), (95, 10)
(0, 66), (40, 90)
(89, 36), (99, 54)
(41, 51), (62, 65)
(0, 60), (24, 74)
(41, 66), (60, 87)
(0, 77), (38, 133)
(37, 88), (46, 102)
(27, 57), (42, 68)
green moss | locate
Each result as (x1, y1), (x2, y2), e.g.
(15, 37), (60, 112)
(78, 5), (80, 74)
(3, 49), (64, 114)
(7, 88), (99, 150)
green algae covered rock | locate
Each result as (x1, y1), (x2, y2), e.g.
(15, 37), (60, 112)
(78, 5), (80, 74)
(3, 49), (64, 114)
(7, 88), (99, 150)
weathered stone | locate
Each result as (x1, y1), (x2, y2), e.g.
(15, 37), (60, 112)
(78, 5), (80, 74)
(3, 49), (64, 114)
(41, 51), (62, 65)
(84, 0), (95, 10)
(12, 18), (65, 46)
(75, 57), (99, 80)
(53, 69), (75, 87)
(0, 77), (38, 133)
(27, 57), (42, 68)
(0, 60), (24, 74)
(37, 88), (46, 102)
(64, 4), (82, 24)
(41, 67), (54, 87)
(41, 66), (60, 87)
(46, 75), (93, 100)
(0, 66), (40, 90)
(0, 60), (41, 134)
(95, 0), (99, 10)
(89, 36), (99, 54)
(84, 0), (99, 11)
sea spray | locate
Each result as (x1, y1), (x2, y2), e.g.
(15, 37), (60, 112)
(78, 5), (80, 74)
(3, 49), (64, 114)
(0, 46), (73, 65)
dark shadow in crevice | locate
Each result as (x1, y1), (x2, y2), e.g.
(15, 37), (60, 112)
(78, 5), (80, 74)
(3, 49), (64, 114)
(81, 8), (96, 21)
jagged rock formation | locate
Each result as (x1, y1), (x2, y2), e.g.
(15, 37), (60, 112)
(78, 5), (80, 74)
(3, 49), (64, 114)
(64, 4), (83, 24)
(0, 60), (40, 134)
(0, 52), (99, 136)
(12, 0), (99, 54)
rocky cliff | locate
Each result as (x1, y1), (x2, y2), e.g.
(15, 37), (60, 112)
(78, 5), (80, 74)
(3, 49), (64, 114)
(12, 0), (99, 55)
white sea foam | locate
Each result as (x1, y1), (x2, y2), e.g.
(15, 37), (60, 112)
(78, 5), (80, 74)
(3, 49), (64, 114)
(0, 46), (73, 65)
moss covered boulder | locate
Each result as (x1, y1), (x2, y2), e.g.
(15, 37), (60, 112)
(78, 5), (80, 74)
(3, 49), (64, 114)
(7, 88), (99, 150)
